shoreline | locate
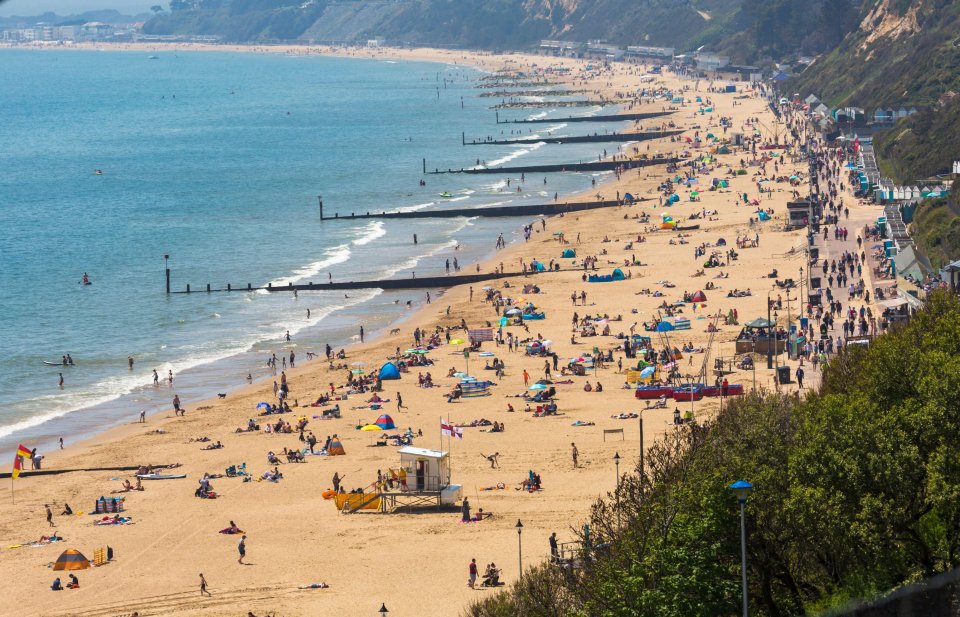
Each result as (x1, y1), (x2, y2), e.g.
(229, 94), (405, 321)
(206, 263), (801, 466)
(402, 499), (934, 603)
(0, 44), (851, 617)
(0, 44), (632, 455)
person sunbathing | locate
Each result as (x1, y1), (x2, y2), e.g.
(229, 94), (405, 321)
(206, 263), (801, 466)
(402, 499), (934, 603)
(202, 441), (224, 450)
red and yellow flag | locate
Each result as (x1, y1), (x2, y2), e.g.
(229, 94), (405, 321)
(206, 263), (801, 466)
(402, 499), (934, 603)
(12, 444), (32, 479)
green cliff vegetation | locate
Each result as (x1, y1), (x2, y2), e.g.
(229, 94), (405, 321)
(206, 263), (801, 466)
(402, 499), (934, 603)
(909, 182), (960, 271)
(468, 291), (960, 616)
(790, 0), (960, 108)
(873, 99), (960, 182)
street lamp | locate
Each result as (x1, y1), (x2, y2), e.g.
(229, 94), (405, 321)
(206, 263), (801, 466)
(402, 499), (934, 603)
(765, 289), (774, 369)
(614, 452), (621, 528)
(515, 519), (524, 579)
(729, 480), (753, 617)
(379, 603), (388, 616)
(773, 310), (780, 382)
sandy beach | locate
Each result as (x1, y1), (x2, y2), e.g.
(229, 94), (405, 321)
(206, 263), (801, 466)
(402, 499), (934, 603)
(0, 44), (880, 617)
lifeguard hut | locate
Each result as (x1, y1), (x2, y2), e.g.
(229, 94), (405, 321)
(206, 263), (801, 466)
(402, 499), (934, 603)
(340, 446), (462, 514)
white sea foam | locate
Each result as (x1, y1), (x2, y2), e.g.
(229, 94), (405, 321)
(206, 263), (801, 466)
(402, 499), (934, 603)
(485, 141), (545, 167)
(262, 243), (352, 290)
(527, 112), (548, 120)
(352, 220), (387, 246)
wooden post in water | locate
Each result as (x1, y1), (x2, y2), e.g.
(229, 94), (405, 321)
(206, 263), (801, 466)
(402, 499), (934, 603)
(186, 284), (190, 293)
(164, 254), (170, 294)
(422, 158), (426, 174)
(206, 283), (211, 292)
(318, 195), (323, 220)
(227, 283), (231, 291)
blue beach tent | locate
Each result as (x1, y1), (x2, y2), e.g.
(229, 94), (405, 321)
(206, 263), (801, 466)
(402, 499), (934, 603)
(378, 362), (401, 380)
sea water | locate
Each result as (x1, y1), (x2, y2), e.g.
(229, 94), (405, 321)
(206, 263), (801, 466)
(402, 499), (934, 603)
(0, 49), (634, 451)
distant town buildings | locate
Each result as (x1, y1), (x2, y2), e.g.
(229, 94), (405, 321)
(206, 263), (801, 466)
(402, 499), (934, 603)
(1, 19), (219, 44)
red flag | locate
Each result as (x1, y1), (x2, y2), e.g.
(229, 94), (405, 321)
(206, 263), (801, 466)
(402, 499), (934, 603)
(12, 444), (32, 480)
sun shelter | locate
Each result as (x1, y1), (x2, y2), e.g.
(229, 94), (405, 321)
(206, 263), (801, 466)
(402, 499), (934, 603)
(460, 377), (491, 397)
(375, 414), (396, 429)
(378, 362), (401, 380)
(562, 248), (576, 258)
(690, 290), (707, 303)
(327, 438), (346, 455)
(611, 268), (625, 281)
(53, 549), (91, 571)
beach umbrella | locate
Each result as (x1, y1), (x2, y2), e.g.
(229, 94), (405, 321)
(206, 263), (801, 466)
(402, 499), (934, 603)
(360, 424), (382, 431)
(53, 549), (90, 571)
(256, 402), (270, 410)
(449, 339), (465, 345)
(640, 366), (656, 378)
(479, 351), (495, 357)
(529, 384), (547, 390)
(541, 340), (553, 346)
(690, 191), (699, 197)
(505, 308), (521, 315)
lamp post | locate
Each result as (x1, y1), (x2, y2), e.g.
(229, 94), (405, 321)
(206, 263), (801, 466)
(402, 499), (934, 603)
(614, 452), (621, 528)
(515, 519), (524, 579)
(765, 290), (774, 369)
(773, 310), (780, 385)
(729, 480), (753, 617)
(379, 603), (388, 616)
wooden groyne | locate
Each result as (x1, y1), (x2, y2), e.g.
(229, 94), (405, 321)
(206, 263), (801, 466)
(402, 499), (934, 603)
(479, 89), (586, 97)
(169, 269), (556, 295)
(428, 156), (682, 175)
(495, 110), (673, 124)
(463, 129), (683, 146)
(318, 198), (634, 220)
(491, 100), (626, 109)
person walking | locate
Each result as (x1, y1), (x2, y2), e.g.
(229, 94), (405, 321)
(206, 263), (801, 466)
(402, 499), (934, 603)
(468, 558), (478, 588)
(200, 573), (211, 596)
(397, 392), (406, 410)
(522, 369), (530, 387)
(360, 326), (364, 343)
(46, 504), (54, 527)
(571, 442), (579, 468)
(796, 366), (805, 389)
(461, 497), (471, 522)
(237, 535), (247, 564)
(549, 532), (559, 561)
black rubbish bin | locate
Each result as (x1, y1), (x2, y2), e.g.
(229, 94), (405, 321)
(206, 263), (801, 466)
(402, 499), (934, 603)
(777, 365), (791, 384)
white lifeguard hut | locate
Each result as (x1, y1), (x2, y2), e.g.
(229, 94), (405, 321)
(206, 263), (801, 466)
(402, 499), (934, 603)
(339, 446), (463, 514)
(397, 446), (463, 505)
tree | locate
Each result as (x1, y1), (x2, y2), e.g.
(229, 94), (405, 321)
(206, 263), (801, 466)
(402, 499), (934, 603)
(151, 5), (165, 13)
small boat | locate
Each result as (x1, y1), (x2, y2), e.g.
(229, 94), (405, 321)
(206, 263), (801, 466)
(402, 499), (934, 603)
(136, 473), (187, 480)
(439, 192), (453, 198)
(43, 361), (74, 366)
(147, 55), (159, 60)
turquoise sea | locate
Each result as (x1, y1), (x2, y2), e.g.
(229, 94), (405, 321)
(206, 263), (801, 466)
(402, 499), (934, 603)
(0, 48), (631, 452)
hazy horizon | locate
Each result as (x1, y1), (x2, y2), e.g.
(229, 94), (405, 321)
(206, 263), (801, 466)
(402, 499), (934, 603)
(0, 0), (153, 17)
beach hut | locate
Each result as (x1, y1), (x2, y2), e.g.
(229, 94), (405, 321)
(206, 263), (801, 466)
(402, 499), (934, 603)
(53, 549), (91, 571)
(375, 414), (396, 430)
(378, 362), (401, 380)
(562, 248), (576, 258)
(327, 438), (346, 456)
(690, 290), (707, 303)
